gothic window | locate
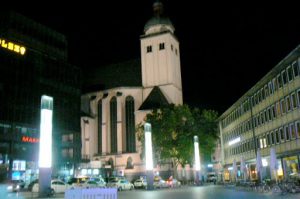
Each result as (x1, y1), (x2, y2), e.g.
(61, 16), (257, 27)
(110, 97), (117, 153)
(98, 100), (102, 154)
(125, 96), (136, 152)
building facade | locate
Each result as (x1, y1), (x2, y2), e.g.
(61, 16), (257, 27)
(219, 45), (300, 181)
(80, 2), (184, 181)
(0, 11), (81, 183)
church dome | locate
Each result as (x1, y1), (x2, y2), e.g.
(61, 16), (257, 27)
(144, 1), (175, 35)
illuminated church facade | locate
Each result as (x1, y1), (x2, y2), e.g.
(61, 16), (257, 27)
(80, 2), (184, 180)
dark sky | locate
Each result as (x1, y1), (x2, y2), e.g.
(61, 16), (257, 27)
(14, 1), (300, 114)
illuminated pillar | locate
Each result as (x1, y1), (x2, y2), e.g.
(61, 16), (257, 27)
(145, 123), (154, 190)
(38, 95), (53, 197)
(194, 136), (201, 185)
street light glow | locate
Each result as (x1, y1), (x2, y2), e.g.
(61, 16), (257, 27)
(194, 136), (201, 171)
(145, 123), (153, 170)
(38, 95), (53, 168)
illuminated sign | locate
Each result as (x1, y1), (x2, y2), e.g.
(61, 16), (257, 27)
(22, 136), (39, 143)
(0, 38), (26, 55)
(228, 137), (241, 146)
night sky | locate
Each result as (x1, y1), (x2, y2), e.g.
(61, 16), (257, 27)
(13, 1), (300, 114)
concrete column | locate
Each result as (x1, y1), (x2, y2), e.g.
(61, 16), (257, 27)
(117, 96), (123, 154)
(101, 98), (108, 155)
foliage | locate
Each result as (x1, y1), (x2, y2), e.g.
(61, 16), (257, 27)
(136, 104), (219, 171)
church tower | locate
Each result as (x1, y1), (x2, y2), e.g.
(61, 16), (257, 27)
(140, 1), (183, 105)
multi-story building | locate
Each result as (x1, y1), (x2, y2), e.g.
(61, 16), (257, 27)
(219, 45), (300, 181)
(0, 11), (81, 183)
(80, 2), (184, 181)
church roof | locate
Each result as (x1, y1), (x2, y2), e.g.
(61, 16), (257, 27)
(144, 1), (174, 34)
(83, 59), (142, 93)
(139, 86), (169, 110)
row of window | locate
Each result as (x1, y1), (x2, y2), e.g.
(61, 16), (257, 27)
(146, 42), (178, 55)
(222, 58), (300, 127)
(258, 121), (300, 148)
(97, 96), (136, 155)
(224, 89), (300, 143)
(226, 120), (300, 157)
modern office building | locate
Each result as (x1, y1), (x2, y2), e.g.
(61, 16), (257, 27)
(0, 11), (81, 183)
(80, 2), (184, 180)
(219, 45), (300, 181)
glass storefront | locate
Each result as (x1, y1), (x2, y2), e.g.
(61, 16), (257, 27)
(283, 156), (299, 178)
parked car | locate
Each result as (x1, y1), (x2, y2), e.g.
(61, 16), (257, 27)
(107, 179), (134, 191)
(6, 179), (25, 192)
(165, 178), (181, 188)
(133, 179), (147, 189)
(206, 172), (217, 183)
(32, 179), (70, 193)
(153, 179), (168, 189)
(27, 179), (38, 191)
(89, 177), (106, 187)
(74, 180), (106, 188)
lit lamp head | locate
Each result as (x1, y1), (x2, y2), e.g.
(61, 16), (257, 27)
(194, 136), (201, 171)
(145, 123), (153, 170)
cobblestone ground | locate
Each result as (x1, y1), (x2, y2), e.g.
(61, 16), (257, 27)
(4, 185), (300, 199)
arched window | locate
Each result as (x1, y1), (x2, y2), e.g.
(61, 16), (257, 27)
(98, 100), (102, 154)
(108, 158), (114, 169)
(126, 157), (134, 169)
(110, 97), (117, 153)
(125, 96), (135, 152)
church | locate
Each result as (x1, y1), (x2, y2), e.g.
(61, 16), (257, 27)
(80, 1), (184, 180)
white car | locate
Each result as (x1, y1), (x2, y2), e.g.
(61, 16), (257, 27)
(32, 179), (69, 193)
(134, 179), (147, 189)
(79, 180), (106, 188)
(107, 179), (134, 191)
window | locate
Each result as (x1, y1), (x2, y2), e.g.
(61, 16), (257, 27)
(110, 97), (117, 153)
(276, 101), (281, 116)
(159, 43), (165, 50)
(270, 131), (274, 145)
(126, 157), (134, 169)
(277, 74), (283, 88)
(281, 99), (286, 114)
(285, 125), (290, 141)
(146, 45), (152, 53)
(286, 96), (291, 112)
(292, 61), (299, 77)
(290, 123), (296, 139)
(98, 100), (102, 154)
(268, 81), (273, 95)
(287, 65), (293, 82)
(291, 92), (297, 109)
(297, 89), (300, 107)
(264, 84), (269, 97)
(273, 78), (278, 91)
(296, 121), (300, 139)
(175, 49), (178, 55)
(171, 44), (173, 51)
(125, 96), (136, 152)
(279, 128), (285, 142)
(275, 129), (280, 144)
(266, 133), (270, 146)
(282, 70), (287, 85)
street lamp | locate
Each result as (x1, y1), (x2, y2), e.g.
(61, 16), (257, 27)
(194, 136), (201, 185)
(38, 95), (53, 197)
(145, 123), (154, 190)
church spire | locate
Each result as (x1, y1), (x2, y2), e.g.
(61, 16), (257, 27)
(153, 0), (164, 17)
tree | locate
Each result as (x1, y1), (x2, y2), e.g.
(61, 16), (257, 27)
(136, 104), (219, 178)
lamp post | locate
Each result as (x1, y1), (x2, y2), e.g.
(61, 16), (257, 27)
(145, 123), (154, 190)
(38, 95), (53, 197)
(194, 136), (201, 185)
